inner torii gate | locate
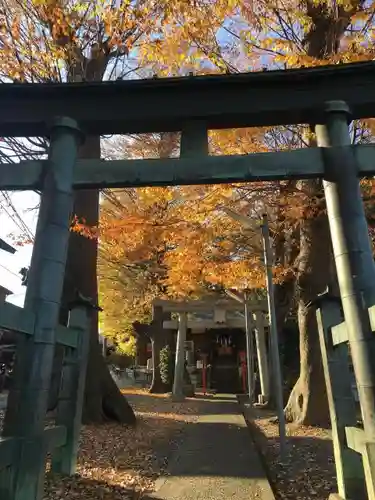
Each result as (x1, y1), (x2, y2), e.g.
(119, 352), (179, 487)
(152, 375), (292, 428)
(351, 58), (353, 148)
(152, 298), (270, 402)
(1, 61), (375, 499)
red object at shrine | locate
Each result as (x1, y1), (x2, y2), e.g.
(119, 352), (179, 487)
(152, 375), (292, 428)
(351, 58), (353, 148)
(239, 350), (247, 393)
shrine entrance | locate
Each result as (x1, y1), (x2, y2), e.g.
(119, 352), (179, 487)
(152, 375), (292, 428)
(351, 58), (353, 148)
(203, 328), (245, 394)
(154, 298), (270, 401)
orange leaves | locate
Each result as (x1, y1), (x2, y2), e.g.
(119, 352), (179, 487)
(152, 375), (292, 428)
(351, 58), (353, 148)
(98, 141), (296, 320)
(53, 0), (375, 318)
(163, 239), (266, 296)
(10, 15), (21, 40)
(34, 0), (77, 46)
(71, 215), (99, 240)
(100, 4), (137, 53)
(138, 0), (239, 76)
(98, 173), (271, 301)
(205, 258), (265, 289)
(164, 246), (206, 296)
(0, 0), (175, 85)
(138, 187), (176, 208)
(139, 0), (375, 83)
(210, 128), (269, 156)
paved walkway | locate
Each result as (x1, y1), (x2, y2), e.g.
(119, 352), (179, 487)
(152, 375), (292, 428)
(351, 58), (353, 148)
(153, 394), (275, 500)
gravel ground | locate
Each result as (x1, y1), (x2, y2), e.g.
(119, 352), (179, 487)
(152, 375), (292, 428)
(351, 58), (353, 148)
(245, 407), (337, 500)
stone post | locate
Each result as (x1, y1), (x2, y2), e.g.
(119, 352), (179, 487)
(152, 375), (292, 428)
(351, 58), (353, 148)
(244, 295), (254, 402)
(51, 303), (91, 475)
(254, 311), (270, 404)
(261, 214), (286, 459)
(172, 312), (187, 401)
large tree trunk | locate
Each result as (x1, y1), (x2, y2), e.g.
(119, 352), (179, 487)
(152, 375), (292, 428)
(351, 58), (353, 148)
(283, 1), (364, 426)
(284, 180), (331, 425)
(268, 184), (299, 409)
(274, 278), (296, 342)
(61, 136), (135, 424)
(82, 315), (135, 424)
(273, 181), (299, 350)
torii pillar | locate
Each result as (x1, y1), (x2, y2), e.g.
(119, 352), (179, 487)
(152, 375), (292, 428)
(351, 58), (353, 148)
(172, 312), (187, 401)
(254, 311), (270, 404)
(133, 309), (172, 394)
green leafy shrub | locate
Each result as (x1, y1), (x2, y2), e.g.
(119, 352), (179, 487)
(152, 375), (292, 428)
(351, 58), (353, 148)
(160, 345), (175, 389)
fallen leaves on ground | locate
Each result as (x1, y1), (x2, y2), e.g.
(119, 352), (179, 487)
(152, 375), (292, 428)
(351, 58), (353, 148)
(121, 388), (167, 397)
(0, 390), (201, 500)
(248, 408), (336, 500)
(42, 391), (200, 499)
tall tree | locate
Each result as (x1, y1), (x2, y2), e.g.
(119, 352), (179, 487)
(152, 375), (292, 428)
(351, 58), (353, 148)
(282, 0), (367, 425)
(136, 0), (375, 424)
(96, 133), (180, 392)
(0, 0), (166, 423)
(97, 130), (286, 394)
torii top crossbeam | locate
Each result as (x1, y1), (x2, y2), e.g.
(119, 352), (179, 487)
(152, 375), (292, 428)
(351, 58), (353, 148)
(152, 298), (267, 314)
(1, 61), (375, 137)
(153, 298), (268, 332)
(3, 62), (375, 192)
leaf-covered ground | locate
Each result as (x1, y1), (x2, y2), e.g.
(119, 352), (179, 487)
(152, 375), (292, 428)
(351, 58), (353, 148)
(248, 408), (336, 500)
(42, 390), (200, 500)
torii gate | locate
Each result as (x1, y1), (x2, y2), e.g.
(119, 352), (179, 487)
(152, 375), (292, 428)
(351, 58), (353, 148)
(0, 62), (375, 499)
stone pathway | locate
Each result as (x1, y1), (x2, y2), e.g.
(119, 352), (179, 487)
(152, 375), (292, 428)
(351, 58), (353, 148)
(152, 394), (275, 500)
